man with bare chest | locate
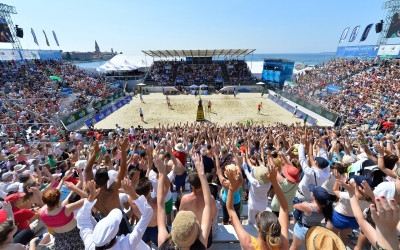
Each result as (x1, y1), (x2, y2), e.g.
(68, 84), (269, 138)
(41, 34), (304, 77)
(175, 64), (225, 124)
(179, 171), (217, 249)
(85, 138), (131, 236)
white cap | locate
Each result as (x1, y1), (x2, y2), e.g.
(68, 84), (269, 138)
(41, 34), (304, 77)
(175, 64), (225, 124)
(107, 170), (117, 189)
(93, 208), (122, 247)
(6, 182), (20, 193)
(374, 181), (395, 199)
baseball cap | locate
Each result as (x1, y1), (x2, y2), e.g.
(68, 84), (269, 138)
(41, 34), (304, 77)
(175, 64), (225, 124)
(5, 193), (25, 204)
(352, 175), (372, 188)
(315, 157), (329, 169)
(308, 184), (330, 205)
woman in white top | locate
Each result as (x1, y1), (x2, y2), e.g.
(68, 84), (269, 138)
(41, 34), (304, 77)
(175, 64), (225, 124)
(327, 174), (372, 249)
(241, 146), (271, 224)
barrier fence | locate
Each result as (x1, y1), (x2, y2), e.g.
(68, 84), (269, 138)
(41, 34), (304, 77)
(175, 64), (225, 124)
(274, 89), (339, 123)
(60, 91), (124, 127)
(84, 95), (132, 127)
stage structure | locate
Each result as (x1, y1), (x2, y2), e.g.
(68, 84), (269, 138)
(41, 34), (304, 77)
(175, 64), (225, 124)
(377, 0), (400, 45)
(261, 59), (295, 89)
(0, 4), (22, 50)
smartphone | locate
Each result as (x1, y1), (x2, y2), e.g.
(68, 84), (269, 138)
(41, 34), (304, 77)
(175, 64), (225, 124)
(35, 234), (43, 246)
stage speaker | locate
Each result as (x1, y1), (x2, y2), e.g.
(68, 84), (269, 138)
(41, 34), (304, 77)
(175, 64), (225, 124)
(15, 26), (23, 38)
(375, 21), (383, 33)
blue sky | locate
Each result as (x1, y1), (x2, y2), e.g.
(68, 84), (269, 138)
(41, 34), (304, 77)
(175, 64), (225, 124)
(0, 0), (393, 54)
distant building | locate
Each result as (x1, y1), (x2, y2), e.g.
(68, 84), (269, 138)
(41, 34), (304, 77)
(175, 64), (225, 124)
(69, 51), (93, 61)
(62, 41), (117, 61)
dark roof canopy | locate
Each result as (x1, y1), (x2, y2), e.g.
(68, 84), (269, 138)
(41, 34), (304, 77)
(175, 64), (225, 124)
(142, 49), (256, 58)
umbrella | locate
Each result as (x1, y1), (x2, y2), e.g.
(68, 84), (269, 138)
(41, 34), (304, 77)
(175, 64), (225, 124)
(165, 87), (178, 92)
(220, 86), (234, 91)
(256, 82), (265, 85)
(284, 81), (298, 87)
(137, 83), (146, 86)
(50, 76), (62, 81)
(199, 84), (208, 88)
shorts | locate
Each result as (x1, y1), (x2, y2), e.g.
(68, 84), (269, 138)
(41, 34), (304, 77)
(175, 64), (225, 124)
(165, 197), (173, 215)
(331, 210), (359, 230)
(207, 226), (213, 248)
(142, 226), (159, 246)
(175, 172), (187, 191)
(140, 114), (143, 117)
(293, 222), (310, 241)
(258, 108), (260, 111)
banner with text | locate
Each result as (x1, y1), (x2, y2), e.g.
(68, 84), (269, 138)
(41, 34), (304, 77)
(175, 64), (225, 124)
(377, 45), (400, 56)
(60, 91), (123, 127)
(20, 50), (40, 60)
(0, 50), (21, 61)
(84, 96), (132, 127)
(339, 27), (350, 43)
(275, 90), (339, 123)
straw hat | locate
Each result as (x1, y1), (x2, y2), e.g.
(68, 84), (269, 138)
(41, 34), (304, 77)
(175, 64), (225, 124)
(171, 211), (200, 248)
(305, 226), (346, 250)
(253, 165), (270, 185)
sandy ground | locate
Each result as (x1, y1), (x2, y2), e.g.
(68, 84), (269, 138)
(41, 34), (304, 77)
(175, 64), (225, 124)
(89, 93), (323, 129)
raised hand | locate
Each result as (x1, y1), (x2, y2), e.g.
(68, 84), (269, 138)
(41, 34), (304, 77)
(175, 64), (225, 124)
(64, 181), (77, 191)
(120, 137), (129, 151)
(0, 201), (12, 213)
(226, 168), (242, 191)
(87, 180), (100, 202)
(93, 140), (100, 153)
(370, 196), (400, 239)
(153, 156), (166, 173)
(265, 165), (277, 183)
(121, 178), (135, 197)
(374, 143), (385, 156)
(193, 153), (205, 175)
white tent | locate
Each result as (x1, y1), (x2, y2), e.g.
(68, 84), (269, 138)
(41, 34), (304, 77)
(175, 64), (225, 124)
(133, 60), (147, 69)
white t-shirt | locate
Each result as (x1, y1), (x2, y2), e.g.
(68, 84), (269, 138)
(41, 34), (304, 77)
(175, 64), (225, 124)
(129, 128), (135, 134)
(149, 170), (174, 202)
(335, 192), (370, 217)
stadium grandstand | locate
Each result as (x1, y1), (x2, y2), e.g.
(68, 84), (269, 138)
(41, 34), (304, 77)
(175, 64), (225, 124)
(141, 49), (257, 88)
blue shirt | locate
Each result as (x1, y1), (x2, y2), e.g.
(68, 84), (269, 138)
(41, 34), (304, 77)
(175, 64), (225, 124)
(221, 188), (241, 204)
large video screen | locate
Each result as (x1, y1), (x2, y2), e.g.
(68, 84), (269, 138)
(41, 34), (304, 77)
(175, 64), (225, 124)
(0, 18), (12, 43)
(386, 13), (400, 38)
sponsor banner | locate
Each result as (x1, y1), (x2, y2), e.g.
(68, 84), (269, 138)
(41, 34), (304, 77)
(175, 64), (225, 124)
(43, 30), (50, 46)
(360, 24), (373, 42)
(38, 50), (62, 60)
(377, 45), (400, 56)
(31, 28), (39, 46)
(336, 45), (380, 57)
(20, 50), (40, 60)
(84, 96), (131, 127)
(327, 85), (340, 93)
(275, 90), (339, 123)
(60, 88), (73, 97)
(339, 27), (350, 43)
(60, 108), (91, 127)
(52, 31), (60, 46)
(349, 26), (360, 42)
(268, 95), (318, 125)
(0, 50), (21, 61)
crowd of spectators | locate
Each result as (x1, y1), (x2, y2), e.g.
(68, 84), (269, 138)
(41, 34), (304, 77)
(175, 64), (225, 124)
(284, 57), (400, 128)
(148, 59), (255, 85)
(0, 59), (120, 143)
(0, 121), (399, 249)
(226, 59), (254, 84)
